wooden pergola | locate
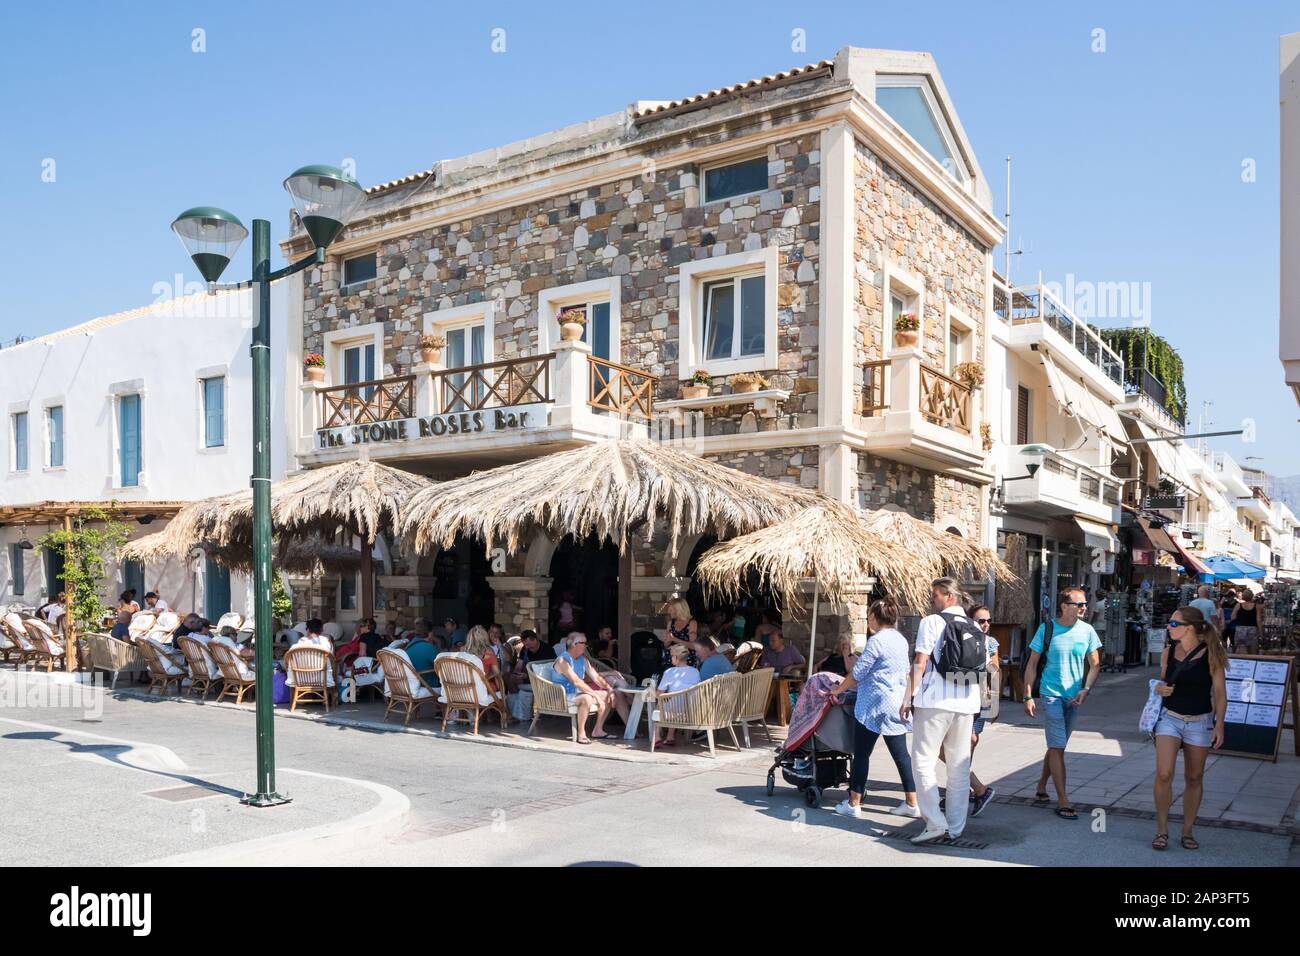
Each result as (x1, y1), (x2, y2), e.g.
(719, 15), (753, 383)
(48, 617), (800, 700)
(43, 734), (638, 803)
(1, 500), (188, 669)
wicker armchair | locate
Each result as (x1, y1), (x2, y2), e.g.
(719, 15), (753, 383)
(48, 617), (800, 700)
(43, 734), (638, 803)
(208, 641), (256, 704)
(649, 672), (743, 757)
(732, 641), (765, 673)
(175, 636), (219, 700)
(526, 661), (586, 742)
(83, 632), (147, 688)
(433, 653), (509, 734)
(2, 613), (40, 668)
(376, 649), (440, 726)
(732, 667), (775, 747)
(137, 640), (185, 695)
(23, 618), (65, 673)
(284, 646), (337, 712)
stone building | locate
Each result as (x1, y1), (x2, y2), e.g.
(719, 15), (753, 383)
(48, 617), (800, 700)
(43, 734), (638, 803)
(280, 47), (1005, 656)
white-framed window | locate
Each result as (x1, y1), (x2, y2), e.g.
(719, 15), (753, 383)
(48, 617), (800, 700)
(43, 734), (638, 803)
(45, 404), (64, 468)
(874, 74), (968, 182)
(200, 375), (226, 448)
(702, 154), (769, 204)
(323, 322), (386, 389)
(338, 573), (358, 612)
(341, 252), (377, 288)
(883, 262), (925, 349)
(537, 276), (621, 361)
(10, 410), (28, 472)
(677, 246), (779, 379)
(423, 302), (496, 413)
(944, 305), (975, 374)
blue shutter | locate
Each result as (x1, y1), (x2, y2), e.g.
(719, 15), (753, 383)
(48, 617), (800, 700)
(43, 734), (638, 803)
(203, 378), (224, 447)
(204, 557), (231, 619)
(119, 395), (141, 487)
(48, 407), (64, 467)
(591, 302), (611, 361)
(10, 544), (24, 596)
(13, 413), (28, 471)
(123, 559), (144, 600)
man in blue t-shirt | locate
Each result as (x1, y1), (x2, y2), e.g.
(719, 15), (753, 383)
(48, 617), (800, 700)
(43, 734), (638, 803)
(695, 635), (734, 680)
(1022, 587), (1102, 819)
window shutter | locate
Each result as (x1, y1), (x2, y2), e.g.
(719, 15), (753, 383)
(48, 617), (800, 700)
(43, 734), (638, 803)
(120, 395), (141, 487)
(1017, 386), (1031, 445)
(204, 378), (224, 447)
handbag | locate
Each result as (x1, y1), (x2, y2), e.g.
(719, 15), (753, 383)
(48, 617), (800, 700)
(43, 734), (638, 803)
(1138, 642), (1206, 736)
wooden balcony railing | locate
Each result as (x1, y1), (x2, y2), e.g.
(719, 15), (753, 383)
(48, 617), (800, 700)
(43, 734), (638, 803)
(918, 365), (972, 434)
(589, 356), (656, 421)
(320, 376), (415, 428)
(431, 354), (553, 413)
(861, 360), (890, 416)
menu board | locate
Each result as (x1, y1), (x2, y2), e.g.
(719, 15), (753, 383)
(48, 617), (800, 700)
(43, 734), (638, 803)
(1220, 655), (1295, 762)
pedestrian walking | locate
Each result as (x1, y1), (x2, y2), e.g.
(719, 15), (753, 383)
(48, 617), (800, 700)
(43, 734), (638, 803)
(1230, 590), (1260, 653)
(901, 578), (986, 844)
(1151, 606), (1227, 851)
(1022, 587), (1101, 819)
(829, 596), (919, 820)
(939, 605), (999, 818)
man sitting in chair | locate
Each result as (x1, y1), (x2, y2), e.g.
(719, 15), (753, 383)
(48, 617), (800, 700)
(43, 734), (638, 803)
(552, 632), (627, 744)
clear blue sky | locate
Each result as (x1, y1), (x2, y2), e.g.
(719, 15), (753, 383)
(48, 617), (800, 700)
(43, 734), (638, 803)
(2, 1), (1296, 471)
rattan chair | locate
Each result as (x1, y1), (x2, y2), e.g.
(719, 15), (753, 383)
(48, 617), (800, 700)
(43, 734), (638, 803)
(732, 667), (775, 747)
(208, 641), (257, 704)
(284, 645), (336, 712)
(175, 635), (219, 700)
(649, 671), (743, 757)
(732, 641), (765, 673)
(23, 618), (65, 673)
(83, 632), (147, 688)
(526, 660), (587, 742)
(376, 648), (440, 726)
(434, 653), (509, 734)
(2, 612), (39, 667)
(137, 640), (185, 695)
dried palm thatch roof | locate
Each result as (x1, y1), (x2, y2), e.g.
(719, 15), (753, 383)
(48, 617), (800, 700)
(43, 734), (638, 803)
(993, 531), (1034, 626)
(696, 505), (1022, 613)
(120, 531), (361, 575)
(401, 438), (825, 555)
(153, 460), (433, 555)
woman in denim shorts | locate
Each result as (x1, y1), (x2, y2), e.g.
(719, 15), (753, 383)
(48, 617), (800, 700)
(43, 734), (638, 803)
(1151, 606), (1227, 852)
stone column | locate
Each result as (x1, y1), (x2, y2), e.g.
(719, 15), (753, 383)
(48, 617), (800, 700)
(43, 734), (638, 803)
(486, 576), (553, 641)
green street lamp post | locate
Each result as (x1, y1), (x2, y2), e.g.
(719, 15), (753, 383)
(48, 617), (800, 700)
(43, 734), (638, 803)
(171, 166), (366, 807)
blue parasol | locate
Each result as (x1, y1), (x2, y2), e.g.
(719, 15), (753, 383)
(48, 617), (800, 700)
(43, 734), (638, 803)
(1198, 555), (1268, 582)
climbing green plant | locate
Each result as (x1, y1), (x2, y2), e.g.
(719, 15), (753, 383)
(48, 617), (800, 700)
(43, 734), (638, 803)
(1098, 328), (1187, 421)
(271, 571), (292, 625)
(36, 507), (131, 635)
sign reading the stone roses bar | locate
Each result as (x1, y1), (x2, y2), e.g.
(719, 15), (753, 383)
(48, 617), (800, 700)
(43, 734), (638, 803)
(316, 403), (549, 450)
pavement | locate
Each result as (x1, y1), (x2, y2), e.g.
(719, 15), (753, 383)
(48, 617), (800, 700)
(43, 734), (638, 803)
(1, 662), (1295, 866)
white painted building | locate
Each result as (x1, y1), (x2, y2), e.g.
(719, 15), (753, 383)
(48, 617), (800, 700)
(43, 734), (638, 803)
(0, 285), (289, 617)
(1281, 33), (1300, 405)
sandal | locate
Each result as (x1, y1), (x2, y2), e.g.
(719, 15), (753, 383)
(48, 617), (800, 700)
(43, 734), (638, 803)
(576, 736), (592, 745)
(1033, 791), (1050, 804)
(590, 731), (612, 740)
(1151, 833), (1169, 850)
(1054, 806), (1078, 819)
(1180, 834), (1199, 850)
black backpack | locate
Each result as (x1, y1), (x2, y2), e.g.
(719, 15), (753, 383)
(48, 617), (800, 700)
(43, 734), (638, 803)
(1028, 618), (1053, 698)
(935, 611), (989, 677)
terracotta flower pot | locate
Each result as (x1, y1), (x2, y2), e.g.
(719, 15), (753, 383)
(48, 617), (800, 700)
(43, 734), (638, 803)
(420, 347), (442, 365)
(560, 322), (585, 342)
(732, 381), (761, 394)
(682, 384), (710, 400)
(304, 366), (325, 383)
(894, 330), (919, 348)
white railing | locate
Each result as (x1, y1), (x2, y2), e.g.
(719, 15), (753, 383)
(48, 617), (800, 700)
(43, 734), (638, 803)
(1006, 284), (1124, 386)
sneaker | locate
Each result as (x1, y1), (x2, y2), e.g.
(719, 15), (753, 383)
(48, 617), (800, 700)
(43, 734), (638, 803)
(834, 800), (864, 819)
(970, 787), (996, 818)
(939, 797), (946, 813)
(889, 801), (921, 818)
(910, 825), (949, 845)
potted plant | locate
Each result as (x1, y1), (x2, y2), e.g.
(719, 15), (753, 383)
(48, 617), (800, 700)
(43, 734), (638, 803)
(304, 352), (326, 383)
(730, 371), (768, 395)
(954, 361), (984, 390)
(419, 334), (446, 365)
(682, 370), (712, 400)
(558, 308), (587, 342)
(894, 313), (920, 348)
(980, 421), (994, 452)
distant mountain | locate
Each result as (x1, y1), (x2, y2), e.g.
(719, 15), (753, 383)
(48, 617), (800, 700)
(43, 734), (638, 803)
(1271, 475), (1300, 512)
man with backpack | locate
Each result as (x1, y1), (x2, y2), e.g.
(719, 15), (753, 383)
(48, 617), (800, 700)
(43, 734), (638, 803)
(901, 577), (986, 844)
(1022, 587), (1102, 820)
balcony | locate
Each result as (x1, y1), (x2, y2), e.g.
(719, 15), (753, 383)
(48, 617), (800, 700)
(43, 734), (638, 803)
(1004, 284), (1126, 400)
(999, 445), (1121, 525)
(1213, 451), (1252, 499)
(298, 340), (657, 472)
(1117, 368), (1185, 434)
(856, 347), (985, 470)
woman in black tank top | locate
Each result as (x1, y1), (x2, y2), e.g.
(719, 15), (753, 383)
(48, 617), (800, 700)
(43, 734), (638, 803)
(1150, 606), (1228, 852)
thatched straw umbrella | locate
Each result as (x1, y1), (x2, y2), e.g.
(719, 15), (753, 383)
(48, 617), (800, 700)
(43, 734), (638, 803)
(138, 459), (432, 617)
(696, 504), (1021, 664)
(400, 438), (826, 670)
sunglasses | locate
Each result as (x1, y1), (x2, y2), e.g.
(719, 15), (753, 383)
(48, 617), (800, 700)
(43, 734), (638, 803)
(1167, 620), (1187, 630)
(974, 618), (991, 625)
(1065, 602), (1088, 609)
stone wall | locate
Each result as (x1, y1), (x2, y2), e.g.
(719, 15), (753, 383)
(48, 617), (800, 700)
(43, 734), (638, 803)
(302, 134), (823, 413)
(851, 136), (989, 409)
(855, 452), (983, 537)
(705, 444), (821, 490)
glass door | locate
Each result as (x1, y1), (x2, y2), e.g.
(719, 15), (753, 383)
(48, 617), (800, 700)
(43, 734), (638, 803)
(444, 325), (485, 411)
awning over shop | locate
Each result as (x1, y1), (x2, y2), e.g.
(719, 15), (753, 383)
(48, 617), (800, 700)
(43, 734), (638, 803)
(1171, 538), (1211, 577)
(1074, 516), (1119, 553)
(1136, 515), (1180, 554)
(1133, 421), (1198, 491)
(1042, 354), (1127, 442)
